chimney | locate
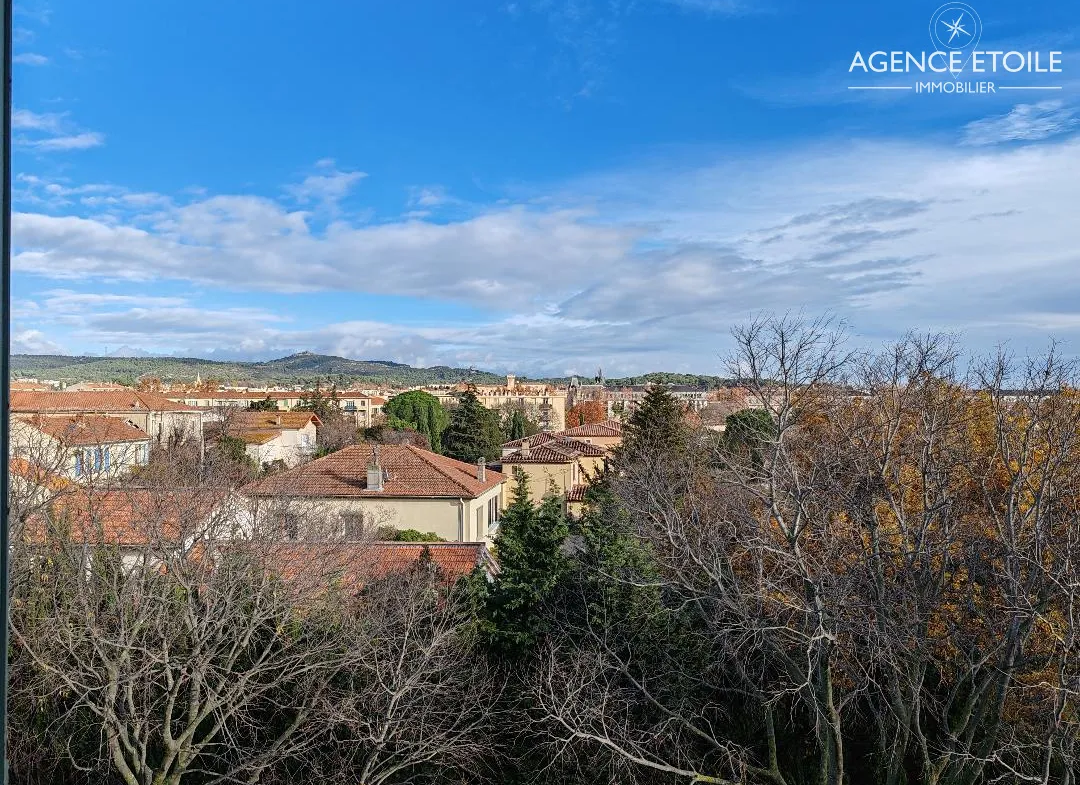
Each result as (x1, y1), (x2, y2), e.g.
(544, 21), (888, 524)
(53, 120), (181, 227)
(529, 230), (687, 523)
(506, 374), (516, 390)
(367, 446), (384, 491)
(521, 438), (531, 458)
(477, 458), (486, 482)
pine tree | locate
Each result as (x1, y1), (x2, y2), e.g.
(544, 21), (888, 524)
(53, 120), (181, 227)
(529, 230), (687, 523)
(621, 385), (689, 457)
(440, 386), (503, 462)
(483, 471), (569, 659)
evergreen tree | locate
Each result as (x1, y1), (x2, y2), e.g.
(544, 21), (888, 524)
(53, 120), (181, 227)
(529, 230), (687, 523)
(483, 471), (569, 658)
(504, 408), (535, 441)
(293, 382), (341, 421)
(722, 407), (776, 466)
(440, 386), (503, 462)
(621, 385), (690, 457)
(248, 396), (277, 411)
(383, 390), (450, 453)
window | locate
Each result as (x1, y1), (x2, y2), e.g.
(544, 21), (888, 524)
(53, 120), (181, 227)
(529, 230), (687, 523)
(94, 448), (104, 471)
(74, 452), (83, 476)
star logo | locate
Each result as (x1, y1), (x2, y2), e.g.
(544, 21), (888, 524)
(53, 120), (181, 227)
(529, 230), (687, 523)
(940, 14), (970, 44)
(929, 3), (983, 56)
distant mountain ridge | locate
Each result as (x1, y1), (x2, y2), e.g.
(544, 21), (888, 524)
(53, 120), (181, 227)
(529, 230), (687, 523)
(10, 352), (732, 389)
(9, 352), (509, 387)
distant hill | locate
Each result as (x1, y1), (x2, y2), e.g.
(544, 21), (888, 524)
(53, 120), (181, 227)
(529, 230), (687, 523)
(9, 352), (509, 388)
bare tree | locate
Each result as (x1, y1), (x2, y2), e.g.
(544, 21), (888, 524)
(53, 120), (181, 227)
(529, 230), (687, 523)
(530, 315), (1080, 785)
(317, 561), (504, 785)
(8, 450), (501, 785)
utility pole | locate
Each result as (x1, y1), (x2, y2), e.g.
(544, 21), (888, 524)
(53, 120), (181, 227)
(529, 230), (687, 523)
(0, 0), (12, 780)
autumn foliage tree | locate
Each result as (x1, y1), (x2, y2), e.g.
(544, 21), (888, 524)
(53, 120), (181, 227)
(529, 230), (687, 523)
(526, 316), (1080, 785)
(565, 399), (607, 427)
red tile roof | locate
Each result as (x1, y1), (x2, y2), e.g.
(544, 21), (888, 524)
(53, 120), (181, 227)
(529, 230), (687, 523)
(560, 420), (623, 438)
(567, 484), (588, 502)
(231, 411), (321, 431)
(12, 390), (201, 414)
(235, 430), (283, 445)
(501, 436), (606, 465)
(23, 414), (150, 446)
(9, 457), (72, 492)
(258, 541), (497, 588)
(24, 488), (230, 547)
(502, 431), (559, 450)
(241, 443), (505, 499)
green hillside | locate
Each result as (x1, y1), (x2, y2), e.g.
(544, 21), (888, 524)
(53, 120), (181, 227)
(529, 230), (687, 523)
(9, 352), (508, 388)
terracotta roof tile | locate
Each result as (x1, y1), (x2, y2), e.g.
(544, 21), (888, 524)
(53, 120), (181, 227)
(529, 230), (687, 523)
(241, 444), (505, 499)
(560, 420), (623, 438)
(502, 431), (559, 450)
(501, 436), (606, 465)
(236, 429), (283, 445)
(12, 390), (201, 414)
(9, 457), (72, 492)
(567, 484), (588, 502)
(257, 541), (497, 588)
(231, 411), (321, 431)
(24, 414), (150, 446)
(24, 488), (230, 547)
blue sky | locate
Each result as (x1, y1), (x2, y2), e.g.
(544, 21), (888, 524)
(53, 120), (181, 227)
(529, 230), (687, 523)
(10, 0), (1080, 376)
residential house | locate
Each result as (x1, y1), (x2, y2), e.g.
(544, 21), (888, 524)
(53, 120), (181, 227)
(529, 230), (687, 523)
(165, 390), (385, 427)
(22, 487), (251, 569)
(11, 414), (151, 481)
(239, 443), (506, 543)
(501, 419), (623, 456)
(558, 419), (623, 451)
(224, 410), (321, 468)
(11, 390), (204, 446)
(497, 434), (607, 512)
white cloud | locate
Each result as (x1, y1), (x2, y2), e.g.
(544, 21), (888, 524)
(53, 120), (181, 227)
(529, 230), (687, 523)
(662, 0), (755, 14)
(20, 132), (106, 151)
(13, 109), (105, 153)
(962, 101), (1079, 146)
(12, 129), (1080, 372)
(13, 199), (638, 309)
(284, 163), (367, 211)
(12, 109), (64, 132)
(14, 52), (49, 65)
(408, 185), (456, 208)
(12, 329), (64, 355)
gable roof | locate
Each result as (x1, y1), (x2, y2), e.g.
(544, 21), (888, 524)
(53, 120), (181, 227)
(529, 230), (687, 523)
(560, 419), (623, 438)
(501, 436), (606, 465)
(23, 488), (231, 547)
(241, 443), (505, 499)
(24, 414), (150, 446)
(231, 411), (321, 431)
(235, 429), (285, 445)
(502, 431), (559, 451)
(12, 390), (201, 414)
